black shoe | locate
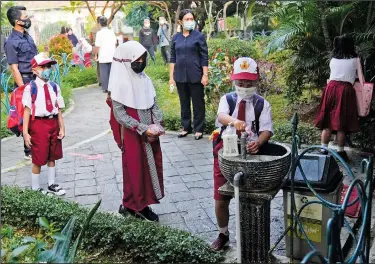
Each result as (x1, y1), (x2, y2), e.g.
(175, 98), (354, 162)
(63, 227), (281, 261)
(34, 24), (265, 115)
(337, 151), (349, 163)
(47, 184), (66, 196)
(103, 90), (108, 93)
(119, 205), (139, 218)
(136, 206), (159, 222)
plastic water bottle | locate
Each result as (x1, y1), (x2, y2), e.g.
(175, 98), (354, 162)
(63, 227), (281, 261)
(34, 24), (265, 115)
(222, 124), (239, 157)
(169, 84), (174, 93)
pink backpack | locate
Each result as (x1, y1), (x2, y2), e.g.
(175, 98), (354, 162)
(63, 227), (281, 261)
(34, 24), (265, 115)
(354, 58), (374, 117)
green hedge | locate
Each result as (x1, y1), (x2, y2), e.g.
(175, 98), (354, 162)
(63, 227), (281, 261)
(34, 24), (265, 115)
(61, 67), (97, 89)
(1, 186), (222, 263)
(207, 38), (258, 59)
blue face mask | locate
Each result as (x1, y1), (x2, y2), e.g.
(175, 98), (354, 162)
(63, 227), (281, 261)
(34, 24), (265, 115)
(183, 21), (196, 31)
(40, 68), (52, 80)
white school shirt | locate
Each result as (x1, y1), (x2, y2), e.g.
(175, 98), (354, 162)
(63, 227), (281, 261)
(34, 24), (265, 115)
(22, 77), (65, 117)
(216, 93), (274, 141)
(95, 27), (117, 63)
(329, 58), (358, 84)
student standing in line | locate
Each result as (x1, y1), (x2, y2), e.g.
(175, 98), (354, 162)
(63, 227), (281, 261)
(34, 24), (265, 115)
(22, 53), (66, 196)
(107, 41), (165, 222)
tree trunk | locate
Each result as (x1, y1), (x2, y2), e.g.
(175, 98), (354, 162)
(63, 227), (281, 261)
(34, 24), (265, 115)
(223, 1), (234, 38)
(174, 1), (183, 34)
(317, 2), (331, 52)
(204, 1), (213, 41)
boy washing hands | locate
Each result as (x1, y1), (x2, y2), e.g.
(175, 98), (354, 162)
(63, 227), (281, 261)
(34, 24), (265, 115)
(211, 57), (274, 250)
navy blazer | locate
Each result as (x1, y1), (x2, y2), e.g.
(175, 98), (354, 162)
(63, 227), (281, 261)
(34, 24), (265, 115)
(170, 30), (208, 83)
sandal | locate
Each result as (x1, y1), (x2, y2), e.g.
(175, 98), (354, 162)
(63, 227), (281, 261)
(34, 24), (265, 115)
(194, 133), (203, 140)
(178, 131), (190, 138)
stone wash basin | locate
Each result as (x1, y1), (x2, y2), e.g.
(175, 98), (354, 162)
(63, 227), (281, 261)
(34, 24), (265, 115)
(218, 142), (291, 192)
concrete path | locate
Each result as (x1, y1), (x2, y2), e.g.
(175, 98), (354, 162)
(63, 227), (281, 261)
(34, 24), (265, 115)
(1, 85), (374, 261)
(1, 86), (110, 171)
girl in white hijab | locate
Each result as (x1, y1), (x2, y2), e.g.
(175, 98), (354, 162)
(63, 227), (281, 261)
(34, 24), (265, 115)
(107, 41), (164, 222)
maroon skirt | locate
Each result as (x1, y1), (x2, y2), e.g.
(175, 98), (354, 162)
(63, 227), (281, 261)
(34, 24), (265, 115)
(315, 80), (360, 133)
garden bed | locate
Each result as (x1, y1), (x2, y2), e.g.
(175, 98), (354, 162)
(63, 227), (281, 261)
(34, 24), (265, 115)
(1, 186), (222, 263)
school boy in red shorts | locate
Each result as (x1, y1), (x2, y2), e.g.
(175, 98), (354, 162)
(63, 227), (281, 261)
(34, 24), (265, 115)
(22, 53), (66, 195)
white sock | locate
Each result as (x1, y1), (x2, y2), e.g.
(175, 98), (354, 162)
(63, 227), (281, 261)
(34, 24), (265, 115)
(48, 166), (56, 186)
(219, 226), (229, 235)
(31, 173), (40, 190)
(338, 146), (344, 152)
(321, 143), (328, 148)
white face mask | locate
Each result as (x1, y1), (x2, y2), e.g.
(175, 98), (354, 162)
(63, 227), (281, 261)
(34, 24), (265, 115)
(235, 85), (257, 98)
(144, 23), (150, 28)
(159, 20), (165, 25)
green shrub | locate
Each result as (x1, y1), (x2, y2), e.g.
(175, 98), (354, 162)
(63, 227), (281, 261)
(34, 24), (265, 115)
(61, 67), (97, 89)
(1, 186), (222, 263)
(273, 121), (321, 145)
(207, 39), (258, 60)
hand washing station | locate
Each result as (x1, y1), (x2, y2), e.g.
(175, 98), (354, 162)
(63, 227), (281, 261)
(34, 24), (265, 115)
(218, 134), (291, 263)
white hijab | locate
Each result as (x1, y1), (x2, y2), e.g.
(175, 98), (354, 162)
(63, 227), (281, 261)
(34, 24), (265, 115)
(108, 41), (156, 110)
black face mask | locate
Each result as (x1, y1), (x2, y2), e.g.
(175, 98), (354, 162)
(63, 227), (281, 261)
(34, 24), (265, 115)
(18, 18), (31, 29)
(131, 61), (146, 74)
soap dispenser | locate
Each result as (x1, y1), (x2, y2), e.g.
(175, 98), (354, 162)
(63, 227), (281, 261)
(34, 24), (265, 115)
(222, 123), (239, 157)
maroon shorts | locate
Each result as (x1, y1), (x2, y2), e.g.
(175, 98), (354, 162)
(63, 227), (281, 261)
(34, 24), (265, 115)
(29, 117), (63, 166)
(213, 141), (232, 201)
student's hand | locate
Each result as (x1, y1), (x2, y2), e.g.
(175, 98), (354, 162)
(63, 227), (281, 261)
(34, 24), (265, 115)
(201, 75), (209, 86)
(58, 129), (65, 140)
(24, 133), (32, 148)
(145, 129), (159, 137)
(169, 79), (175, 86)
(233, 120), (246, 131)
(246, 141), (260, 154)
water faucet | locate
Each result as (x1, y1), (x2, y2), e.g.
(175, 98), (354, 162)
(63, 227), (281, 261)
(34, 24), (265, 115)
(240, 132), (248, 160)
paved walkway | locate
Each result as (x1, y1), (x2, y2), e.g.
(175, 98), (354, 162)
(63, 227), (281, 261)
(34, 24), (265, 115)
(1, 86), (110, 171)
(1, 85), (375, 261)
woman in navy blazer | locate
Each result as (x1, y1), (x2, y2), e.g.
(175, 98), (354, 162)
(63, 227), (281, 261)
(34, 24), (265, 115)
(169, 9), (209, 140)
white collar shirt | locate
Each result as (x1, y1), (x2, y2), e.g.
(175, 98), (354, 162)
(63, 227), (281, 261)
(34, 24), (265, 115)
(95, 27), (117, 63)
(22, 77), (65, 117)
(216, 93), (274, 141)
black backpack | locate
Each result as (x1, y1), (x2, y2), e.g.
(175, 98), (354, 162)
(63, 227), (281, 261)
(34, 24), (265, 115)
(213, 92), (264, 149)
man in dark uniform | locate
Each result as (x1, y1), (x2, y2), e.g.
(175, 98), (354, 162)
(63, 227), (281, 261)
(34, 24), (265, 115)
(4, 6), (37, 160)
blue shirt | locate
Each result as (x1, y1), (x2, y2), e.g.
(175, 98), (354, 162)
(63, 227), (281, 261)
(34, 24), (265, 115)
(170, 30), (208, 83)
(4, 29), (37, 73)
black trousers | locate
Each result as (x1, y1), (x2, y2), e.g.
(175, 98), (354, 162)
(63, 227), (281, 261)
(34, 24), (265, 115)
(160, 45), (170, 64)
(176, 82), (205, 133)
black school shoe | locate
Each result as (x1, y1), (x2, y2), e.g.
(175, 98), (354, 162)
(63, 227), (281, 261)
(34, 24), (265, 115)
(136, 206), (159, 222)
(47, 184), (66, 196)
(119, 205), (139, 218)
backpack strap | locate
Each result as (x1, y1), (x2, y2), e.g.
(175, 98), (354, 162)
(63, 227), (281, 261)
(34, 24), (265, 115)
(226, 92), (238, 116)
(30, 81), (38, 121)
(49, 81), (59, 108)
(252, 94), (264, 136)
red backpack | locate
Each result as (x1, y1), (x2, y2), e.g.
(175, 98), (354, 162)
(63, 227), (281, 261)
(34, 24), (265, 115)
(7, 81), (58, 136)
